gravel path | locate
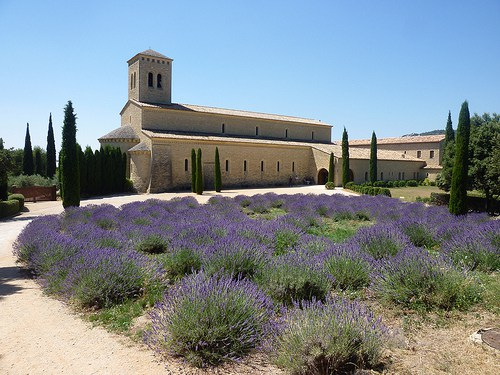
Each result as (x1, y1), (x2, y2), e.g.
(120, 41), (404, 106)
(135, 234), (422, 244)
(0, 186), (354, 374)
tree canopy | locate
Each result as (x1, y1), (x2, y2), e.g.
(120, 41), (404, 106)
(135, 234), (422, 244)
(60, 101), (80, 208)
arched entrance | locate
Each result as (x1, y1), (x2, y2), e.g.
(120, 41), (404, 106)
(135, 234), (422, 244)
(317, 168), (328, 185)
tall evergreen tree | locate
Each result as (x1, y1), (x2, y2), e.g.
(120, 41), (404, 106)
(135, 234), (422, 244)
(46, 113), (57, 178)
(0, 138), (4, 150)
(214, 147), (222, 192)
(34, 148), (43, 176)
(445, 110), (455, 143)
(84, 146), (96, 195)
(341, 127), (350, 187)
(437, 111), (455, 191)
(60, 101), (80, 208)
(196, 148), (203, 195)
(23, 123), (34, 175)
(449, 101), (471, 215)
(94, 149), (102, 194)
(327, 152), (334, 183)
(369, 131), (377, 183)
(191, 148), (196, 193)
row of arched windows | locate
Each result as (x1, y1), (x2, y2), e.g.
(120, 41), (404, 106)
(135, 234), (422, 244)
(184, 158), (296, 174)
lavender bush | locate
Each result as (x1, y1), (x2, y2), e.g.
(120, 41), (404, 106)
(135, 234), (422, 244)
(146, 272), (274, 367)
(373, 247), (482, 311)
(352, 223), (411, 259)
(270, 297), (389, 374)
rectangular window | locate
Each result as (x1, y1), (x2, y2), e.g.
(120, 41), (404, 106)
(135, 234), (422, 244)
(277, 161), (280, 172)
(225, 160), (229, 172)
(285, 129), (288, 138)
(417, 150), (422, 158)
(430, 150), (435, 158)
(184, 159), (189, 172)
(292, 161), (295, 172)
(243, 160), (247, 172)
(221, 123), (225, 133)
(402, 172), (405, 180)
(311, 131), (315, 140)
(260, 160), (264, 172)
(256, 126), (259, 136)
(380, 172), (383, 180)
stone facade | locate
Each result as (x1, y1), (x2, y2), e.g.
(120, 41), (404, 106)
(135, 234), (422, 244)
(99, 49), (431, 193)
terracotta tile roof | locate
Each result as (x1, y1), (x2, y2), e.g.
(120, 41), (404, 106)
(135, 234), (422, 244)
(98, 125), (140, 142)
(130, 99), (329, 127)
(348, 134), (445, 146)
(142, 129), (424, 162)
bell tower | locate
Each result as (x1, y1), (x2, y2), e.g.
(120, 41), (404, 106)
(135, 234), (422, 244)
(127, 49), (173, 104)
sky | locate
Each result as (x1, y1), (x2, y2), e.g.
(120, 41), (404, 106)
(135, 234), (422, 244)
(0, 0), (499, 152)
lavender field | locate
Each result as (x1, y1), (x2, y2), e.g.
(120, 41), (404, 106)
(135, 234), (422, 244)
(14, 193), (499, 373)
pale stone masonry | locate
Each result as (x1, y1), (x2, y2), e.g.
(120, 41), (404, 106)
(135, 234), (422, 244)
(99, 49), (432, 193)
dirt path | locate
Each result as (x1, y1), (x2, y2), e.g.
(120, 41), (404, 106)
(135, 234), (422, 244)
(0, 186), (353, 374)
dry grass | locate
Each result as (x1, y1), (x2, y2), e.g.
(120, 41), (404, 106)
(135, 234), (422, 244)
(389, 186), (441, 202)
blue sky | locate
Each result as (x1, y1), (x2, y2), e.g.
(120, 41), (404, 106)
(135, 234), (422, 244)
(1, 0), (499, 151)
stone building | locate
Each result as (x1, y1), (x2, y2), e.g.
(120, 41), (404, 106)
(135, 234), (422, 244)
(349, 135), (445, 180)
(99, 49), (428, 193)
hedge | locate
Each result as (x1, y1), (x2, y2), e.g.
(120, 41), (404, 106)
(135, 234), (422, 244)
(345, 182), (391, 197)
(8, 194), (25, 210)
(0, 199), (20, 218)
(430, 192), (500, 215)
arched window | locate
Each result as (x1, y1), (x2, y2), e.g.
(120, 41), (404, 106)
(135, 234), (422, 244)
(260, 160), (264, 172)
(364, 171), (368, 181)
(255, 126), (259, 136)
(243, 160), (247, 172)
(157, 74), (162, 88)
(277, 161), (280, 172)
(130, 74), (133, 89)
(148, 72), (153, 87)
(221, 123), (225, 133)
(311, 131), (315, 140)
(380, 172), (384, 180)
(292, 161), (295, 172)
(285, 129), (288, 138)
(184, 159), (189, 172)
(225, 160), (229, 172)
(133, 72), (136, 89)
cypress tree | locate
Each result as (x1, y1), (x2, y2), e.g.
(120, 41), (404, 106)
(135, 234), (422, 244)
(445, 110), (454, 143)
(23, 123), (34, 175)
(327, 152), (334, 183)
(60, 101), (80, 208)
(34, 148), (43, 176)
(77, 144), (87, 195)
(196, 148), (203, 195)
(191, 148), (196, 192)
(341, 127), (350, 187)
(46, 113), (57, 178)
(84, 146), (95, 195)
(214, 147), (222, 192)
(437, 111), (455, 191)
(370, 131), (377, 183)
(449, 101), (471, 215)
(94, 149), (102, 194)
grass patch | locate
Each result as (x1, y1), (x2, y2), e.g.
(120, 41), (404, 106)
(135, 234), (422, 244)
(306, 218), (372, 243)
(476, 271), (500, 314)
(87, 299), (145, 333)
(244, 207), (287, 220)
(389, 185), (441, 202)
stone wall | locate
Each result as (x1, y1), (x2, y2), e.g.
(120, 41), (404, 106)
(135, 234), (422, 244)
(142, 107), (331, 143)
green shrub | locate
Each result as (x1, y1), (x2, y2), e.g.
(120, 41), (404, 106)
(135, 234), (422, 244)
(135, 235), (169, 254)
(407, 180), (418, 187)
(157, 248), (201, 281)
(324, 181), (335, 190)
(255, 257), (330, 306)
(8, 174), (59, 189)
(324, 253), (372, 291)
(8, 193), (25, 210)
(386, 180), (394, 188)
(374, 248), (482, 311)
(0, 199), (20, 218)
(147, 273), (274, 367)
(373, 181), (387, 187)
(271, 297), (388, 374)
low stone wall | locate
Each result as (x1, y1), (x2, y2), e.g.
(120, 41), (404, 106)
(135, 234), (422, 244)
(11, 186), (57, 202)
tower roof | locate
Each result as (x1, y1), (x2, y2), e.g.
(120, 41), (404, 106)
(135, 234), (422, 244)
(127, 49), (172, 64)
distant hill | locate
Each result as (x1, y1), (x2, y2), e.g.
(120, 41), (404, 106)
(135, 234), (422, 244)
(402, 129), (445, 137)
